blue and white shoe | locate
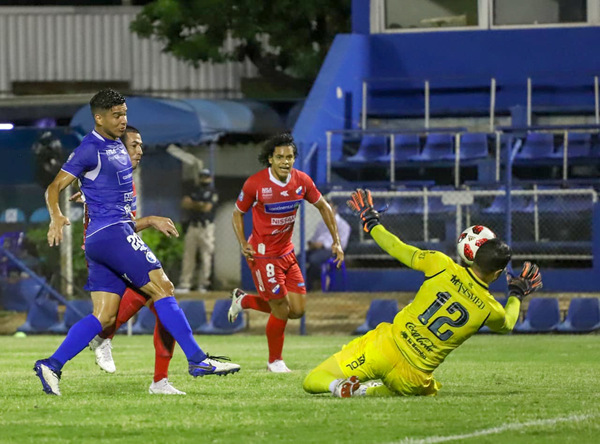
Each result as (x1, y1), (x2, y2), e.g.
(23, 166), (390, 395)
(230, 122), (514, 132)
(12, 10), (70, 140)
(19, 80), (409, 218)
(189, 355), (240, 377)
(33, 359), (62, 396)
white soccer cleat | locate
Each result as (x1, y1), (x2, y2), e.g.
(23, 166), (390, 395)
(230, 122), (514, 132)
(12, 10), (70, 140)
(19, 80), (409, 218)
(267, 359), (292, 373)
(93, 338), (116, 373)
(149, 378), (186, 395)
(228, 288), (246, 323)
(33, 359), (62, 396)
(332, 376), (361, 398)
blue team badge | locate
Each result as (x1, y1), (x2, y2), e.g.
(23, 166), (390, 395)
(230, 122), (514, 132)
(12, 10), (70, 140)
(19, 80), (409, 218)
(296, 186), (303, 195)
(272, 284), (281, 294)
(238, 191), (244, 201)
(146, 252), (157, 263)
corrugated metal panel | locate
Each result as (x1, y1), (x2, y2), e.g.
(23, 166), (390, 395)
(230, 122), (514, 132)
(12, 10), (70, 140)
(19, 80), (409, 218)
(0, 7), (258, 96)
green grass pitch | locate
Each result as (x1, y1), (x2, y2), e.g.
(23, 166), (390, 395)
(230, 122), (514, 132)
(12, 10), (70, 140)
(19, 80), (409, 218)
(1, 334), (599, 443)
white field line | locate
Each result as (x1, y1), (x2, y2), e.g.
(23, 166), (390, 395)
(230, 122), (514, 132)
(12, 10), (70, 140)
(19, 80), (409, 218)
(393, 412), (599, 444)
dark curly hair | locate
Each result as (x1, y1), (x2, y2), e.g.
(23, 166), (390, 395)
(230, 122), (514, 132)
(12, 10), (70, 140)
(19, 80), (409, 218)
(90, 88), (126, 116)
(258, 133), (298, 167)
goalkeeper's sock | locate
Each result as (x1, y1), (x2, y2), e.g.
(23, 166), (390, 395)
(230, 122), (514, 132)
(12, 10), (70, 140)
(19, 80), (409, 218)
(51, 314), (103, 369)
(153, 296), (206, 363)
(266, 314), (287, 363)
(101, 288), (147, 339)
(150, 302), (175, 382)
(241, 294), (271, 313)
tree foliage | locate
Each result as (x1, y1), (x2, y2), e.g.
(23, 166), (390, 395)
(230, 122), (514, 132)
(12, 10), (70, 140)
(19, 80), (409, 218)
(130, 0), (351, 83)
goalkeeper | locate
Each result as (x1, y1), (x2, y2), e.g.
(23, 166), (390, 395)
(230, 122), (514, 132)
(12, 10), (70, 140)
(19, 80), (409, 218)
(303, 189), (543, 398)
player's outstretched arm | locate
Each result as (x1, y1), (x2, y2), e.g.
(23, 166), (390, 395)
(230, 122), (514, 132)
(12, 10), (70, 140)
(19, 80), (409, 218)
(347, 189), (420, 268)
(45, 170), (76, 247)
(135, 216), (179, 237)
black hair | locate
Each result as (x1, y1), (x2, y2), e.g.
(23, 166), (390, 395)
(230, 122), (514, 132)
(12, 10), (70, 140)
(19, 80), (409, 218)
(120, 125), (140, 145)
(90, 88), (126, 116)
(258, 132), (298, 167)
(473, 238), (512, 274)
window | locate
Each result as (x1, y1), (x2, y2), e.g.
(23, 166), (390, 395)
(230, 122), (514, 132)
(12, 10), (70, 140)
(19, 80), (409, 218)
(493, 0), (587, 26)
(385, 0), (479, 30)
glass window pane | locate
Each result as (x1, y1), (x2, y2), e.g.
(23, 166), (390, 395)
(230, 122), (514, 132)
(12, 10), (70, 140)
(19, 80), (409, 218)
(385, 0), (478, 30)
(494, 0), (587, 26)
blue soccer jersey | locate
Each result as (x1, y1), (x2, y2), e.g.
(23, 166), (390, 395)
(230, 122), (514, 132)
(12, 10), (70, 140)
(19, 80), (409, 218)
(62, 130), (135, 237)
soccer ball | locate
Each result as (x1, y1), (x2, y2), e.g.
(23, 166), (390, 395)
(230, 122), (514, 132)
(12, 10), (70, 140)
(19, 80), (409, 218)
(456, 225), (496, 265)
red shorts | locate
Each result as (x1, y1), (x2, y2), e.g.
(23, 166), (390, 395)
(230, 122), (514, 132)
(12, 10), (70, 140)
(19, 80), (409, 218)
(247, 252), (306, 301)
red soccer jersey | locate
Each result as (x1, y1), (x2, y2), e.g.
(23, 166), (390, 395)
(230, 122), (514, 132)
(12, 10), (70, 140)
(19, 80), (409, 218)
(235, 168), (321, 257)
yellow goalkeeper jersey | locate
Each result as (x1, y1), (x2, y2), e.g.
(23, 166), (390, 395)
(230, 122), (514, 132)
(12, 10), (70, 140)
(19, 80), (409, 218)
(370, 225), (519, 373)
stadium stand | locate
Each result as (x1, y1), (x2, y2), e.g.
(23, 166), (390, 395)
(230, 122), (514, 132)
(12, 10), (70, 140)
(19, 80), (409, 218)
(0, 208), (26, 223)
(48, 299), (93, 334)
(377, 134), (421, 162)
(179, 300), (208, 332)
(197, 300), (245, 335)
(321, 257), (347, 292)
(353, 299), (399, 335)
(478, 297), (508, 334)
(556, 298), (600, 333)
(131, 306), (156, 335)
(514, 298), (561, 333)
(29, 207), (50, 223)
(16, 297), (59, 334)
(346, 134), (388, 162)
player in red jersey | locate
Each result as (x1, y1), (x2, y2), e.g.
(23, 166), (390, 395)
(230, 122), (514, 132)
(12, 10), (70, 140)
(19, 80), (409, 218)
(229, 133), (344, 372)
(74, 126), (184, 394)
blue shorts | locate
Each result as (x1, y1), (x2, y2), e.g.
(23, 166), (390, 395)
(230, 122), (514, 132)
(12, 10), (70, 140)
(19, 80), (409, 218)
(84, 222), (162, 296)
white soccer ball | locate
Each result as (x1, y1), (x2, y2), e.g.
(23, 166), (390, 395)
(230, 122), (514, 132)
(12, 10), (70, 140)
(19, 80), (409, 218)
(456, 225), (497, 265)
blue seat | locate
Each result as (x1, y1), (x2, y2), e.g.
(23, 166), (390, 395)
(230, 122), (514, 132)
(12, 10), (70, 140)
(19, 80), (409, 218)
(197, 299), (245, 334)
(377, 134), (420, 162)
(0, 277), (44, 311)
(410, 133), (454, 161)
(131, 306), (156, 334)
(17, 297), (59, 334)
(346, 135), (388, 162)
(536, 187), (594, 213)
(513, 298), (561, 333)
(481, 188), (531, 214)
(557, 298), (600, 333)
(48, 299), (94, 334)
(458, 132), (489, 160)
(353, 299), (399, 335)
(516, 132), (554, 159)
(478, 297), (508, 333)
(29, 207), (50, 223)
(551, 133), (592, 158)
(0, 208), (26, 223)
(0, 231), (25, 277)
(321, 257), (347, 292)
(180, 300), (207, 332)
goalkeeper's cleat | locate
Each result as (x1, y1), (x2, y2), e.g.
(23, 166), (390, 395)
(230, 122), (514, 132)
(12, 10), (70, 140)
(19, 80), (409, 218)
(92, 338), (116, 373)
(149, 378), (186, 395)
(267, 359), (292, 373)
(33, 359), (62, 396)
(332, 376), (361, 398)
(228, 288), (246, 323)
(189, 355), (240, 377)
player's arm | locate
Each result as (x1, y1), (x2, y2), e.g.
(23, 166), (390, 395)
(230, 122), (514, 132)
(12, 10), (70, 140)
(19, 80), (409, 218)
(487, 262), (543, 333)
(45, 170), (77, 247)
(135, 216), (179, 237)
(347, 189), (420, 268)
(313, 197), (344, 267)
(232, 208), (255, 261)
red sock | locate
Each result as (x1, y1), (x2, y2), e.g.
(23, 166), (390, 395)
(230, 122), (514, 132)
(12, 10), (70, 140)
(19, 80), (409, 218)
(266, 314), (287, 363)
(101, 289), (147, 339)
(149, 302), (175, 382)
(241, 293), (271, 313)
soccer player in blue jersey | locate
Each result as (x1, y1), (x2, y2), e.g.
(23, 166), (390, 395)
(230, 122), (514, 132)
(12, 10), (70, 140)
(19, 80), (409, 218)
(34, 89), (240, 396)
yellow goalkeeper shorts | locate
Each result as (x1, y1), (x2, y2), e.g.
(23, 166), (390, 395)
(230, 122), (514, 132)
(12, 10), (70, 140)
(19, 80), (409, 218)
(334, 322), (441, 396)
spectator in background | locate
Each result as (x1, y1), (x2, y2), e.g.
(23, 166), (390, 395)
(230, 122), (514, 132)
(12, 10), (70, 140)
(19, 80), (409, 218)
(306, 202), (351, 290)
(176, 168), (217, 293)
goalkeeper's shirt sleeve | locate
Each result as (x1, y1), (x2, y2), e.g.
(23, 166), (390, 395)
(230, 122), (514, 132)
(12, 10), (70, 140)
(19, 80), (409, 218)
(370, 225), (420, 268)
(487, 296), (521, 333)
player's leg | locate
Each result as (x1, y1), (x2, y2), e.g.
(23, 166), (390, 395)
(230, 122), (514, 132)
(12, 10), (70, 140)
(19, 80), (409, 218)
(147, 302), (184, 395)
(90, 288), (148, 373)
(177, 224), (200, 292)
(302, 355), (346, 394)
(197, 222), (215, 291)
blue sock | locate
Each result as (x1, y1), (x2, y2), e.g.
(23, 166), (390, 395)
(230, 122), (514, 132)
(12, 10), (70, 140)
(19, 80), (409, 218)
(50, 314), (102, 370)
(154, 296), (206, 362)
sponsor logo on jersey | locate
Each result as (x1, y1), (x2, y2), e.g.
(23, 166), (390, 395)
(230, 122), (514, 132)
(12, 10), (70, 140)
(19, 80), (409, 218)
(258, 243), (266, 255)
(268, 277), (277, 284)
(271, 215), (296, 226)
(345, 353), (365, 370)
(280, 190), (289, 196)
(124, 191), (134, 202)
(146, 251), (157, 264)
(272, 284), (280, 294)
(238, 191), (244, 201)
(262, 187), (273, 199)
(117, 167), (134, 185)
(264, 199), (302, 214)
(296, 186), (303, 195)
